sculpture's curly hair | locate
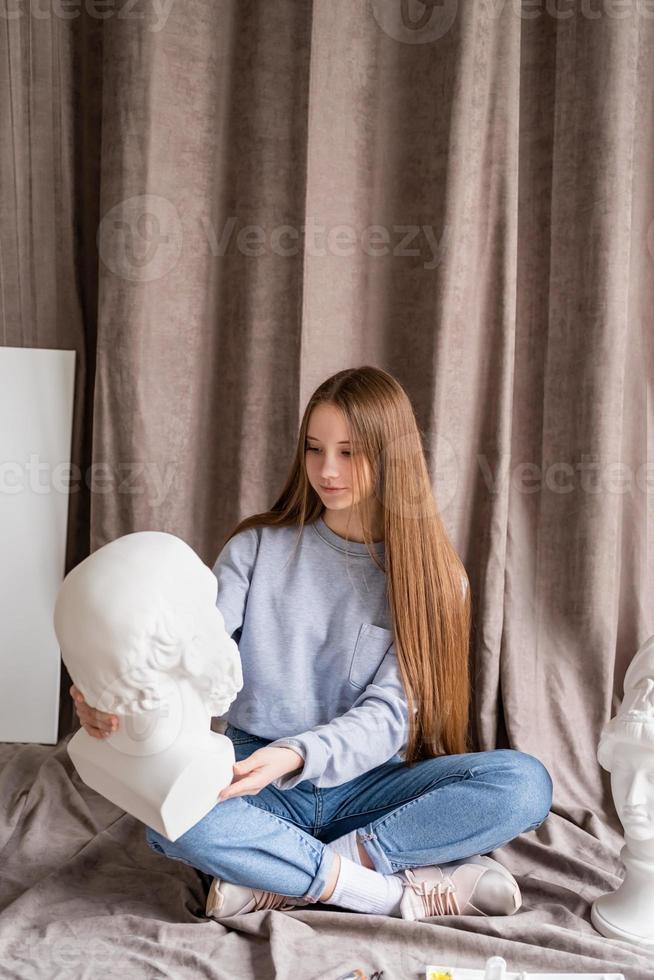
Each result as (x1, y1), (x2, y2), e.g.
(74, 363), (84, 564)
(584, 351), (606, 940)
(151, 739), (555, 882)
(93, 608), (238, 719)
(597, 678), (654, 771)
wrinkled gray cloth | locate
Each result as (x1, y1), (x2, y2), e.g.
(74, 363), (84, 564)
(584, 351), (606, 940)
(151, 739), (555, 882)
(1, 736), (653, 980)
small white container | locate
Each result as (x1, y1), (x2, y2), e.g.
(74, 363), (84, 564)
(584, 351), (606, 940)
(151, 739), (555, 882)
(425, 955), (626, 980)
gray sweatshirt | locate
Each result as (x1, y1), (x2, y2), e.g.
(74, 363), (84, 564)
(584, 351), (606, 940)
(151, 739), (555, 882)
(211, 515), (409, 790)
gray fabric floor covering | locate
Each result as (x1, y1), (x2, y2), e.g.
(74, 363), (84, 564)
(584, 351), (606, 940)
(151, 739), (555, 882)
(1, 737), (653, 980)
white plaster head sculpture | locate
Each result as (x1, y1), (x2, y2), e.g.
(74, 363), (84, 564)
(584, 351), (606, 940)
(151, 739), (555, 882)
(591, 633), (654, 947)
(54, 531), (242, 841)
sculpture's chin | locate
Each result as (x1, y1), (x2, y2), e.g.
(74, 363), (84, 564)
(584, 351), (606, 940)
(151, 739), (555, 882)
(623, 824), (654, 842)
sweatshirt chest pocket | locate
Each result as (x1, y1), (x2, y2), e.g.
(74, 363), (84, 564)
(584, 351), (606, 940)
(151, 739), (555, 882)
(348, 624), (394, 690)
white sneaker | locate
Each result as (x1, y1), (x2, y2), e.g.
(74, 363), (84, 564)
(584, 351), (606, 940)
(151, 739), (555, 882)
(205, 876), (312, 919)
(399, 854), (522, 920)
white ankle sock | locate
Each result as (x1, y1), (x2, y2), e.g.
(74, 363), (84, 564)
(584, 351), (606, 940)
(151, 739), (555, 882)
(327, 854), (404, 916)
(327, 829), (363, 865)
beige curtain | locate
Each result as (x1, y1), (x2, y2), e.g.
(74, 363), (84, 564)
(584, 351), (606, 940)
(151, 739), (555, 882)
(1, 0), (653, 961)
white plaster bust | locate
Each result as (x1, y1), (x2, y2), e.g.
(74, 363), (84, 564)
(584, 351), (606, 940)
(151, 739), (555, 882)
(54, 531), (242, 842)
(592, 633), (654, 947)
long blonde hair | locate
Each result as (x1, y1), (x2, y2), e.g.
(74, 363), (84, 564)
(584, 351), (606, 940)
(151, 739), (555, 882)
(220, 366), (472, 763)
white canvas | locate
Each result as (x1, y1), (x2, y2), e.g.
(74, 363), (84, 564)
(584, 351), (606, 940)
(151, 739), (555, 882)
(0, 346), (76, 744)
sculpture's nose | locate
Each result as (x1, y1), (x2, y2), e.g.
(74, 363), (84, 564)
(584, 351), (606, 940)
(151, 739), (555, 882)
(624, 769), (649, 808)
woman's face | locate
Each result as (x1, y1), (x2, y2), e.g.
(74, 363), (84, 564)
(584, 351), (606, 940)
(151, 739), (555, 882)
(611, 742), (654, 841)
(304, 403), (373, 511)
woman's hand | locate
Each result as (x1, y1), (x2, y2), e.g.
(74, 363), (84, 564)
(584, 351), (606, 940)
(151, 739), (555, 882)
(70, 683), (119, 739)
(218, 745), (304, 801)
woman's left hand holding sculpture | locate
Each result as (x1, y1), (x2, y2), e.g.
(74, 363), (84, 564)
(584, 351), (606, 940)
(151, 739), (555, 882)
(70, 684), (119, 739)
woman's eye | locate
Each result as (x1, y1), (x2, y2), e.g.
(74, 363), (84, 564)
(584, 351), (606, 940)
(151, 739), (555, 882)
(305, 445), (351, 456)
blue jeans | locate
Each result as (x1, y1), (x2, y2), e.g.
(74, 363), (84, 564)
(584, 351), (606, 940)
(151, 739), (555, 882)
(144, 723), (553, 903)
